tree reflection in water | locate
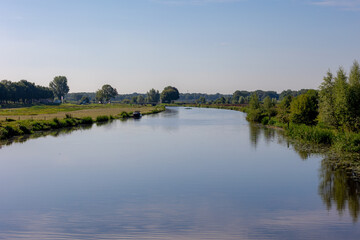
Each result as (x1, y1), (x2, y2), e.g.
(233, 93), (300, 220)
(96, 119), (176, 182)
(0, 124), (93, 149)
(319, 156), (360, 222)
(249, 124), (360, 222)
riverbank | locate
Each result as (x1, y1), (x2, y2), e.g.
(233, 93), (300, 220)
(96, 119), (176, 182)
(0, 104), (165, 140)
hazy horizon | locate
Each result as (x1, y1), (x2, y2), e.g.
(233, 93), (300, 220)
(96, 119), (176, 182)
(1, 0), (360, 94)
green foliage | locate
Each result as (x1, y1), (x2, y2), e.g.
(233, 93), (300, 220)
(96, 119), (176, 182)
(80, 117), (93, 124)
(333, 132), (360, 152)
(249, 93), (260, 110)
(286, 124), (334, 145)
(319, 70), (336, 127)
(333, 67), (349, 127)
(196, 96), (206, 104)
(0, 79), (53, 104)
(290, 90), (318, 125)
(95, 84), (118, 103)
(119, 111), (130, 118)
(79, 96), (90, 104)
(96, 115), (109, 122)
(261, 116), (269, 125)
(214, 97), (226, 104)
(238, 96), (245, 104)
(263, 96), (276, 117)
(137, 95), (145, 104)
(246, 108), (263, 122)
(160, 86), (180, 103)
(19, 124), (31, 134)
(146, 88), (160, 104)
(49, 76), (69, 100)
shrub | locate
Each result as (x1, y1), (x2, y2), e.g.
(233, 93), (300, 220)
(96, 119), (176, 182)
(246, 109), (263, 123)
(119, 111), (130, 118)
(96, 115), (109, 122)
(80, 117), (93, 124)
(333, 132), (360, 153)
(261, 117), (269, 125)
(19, 124), (31, 134)
(286, 124), (334, 145)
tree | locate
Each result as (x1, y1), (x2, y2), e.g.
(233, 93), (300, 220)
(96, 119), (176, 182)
(290, 90), (319, 125)
(137, 95), (145, 104)
(196, 96), (206, 104)
(95, 89), (105, 103)
(348, 60), (360, 130)
(79, 96), (90, 104)
(160, 86), (179, 103)
(319, 70), (336, 127)
(49, 76), (69, 102)
(214, 96), (226, 104)
(263, 96), (274, 117)
(278, 95), (292, 124)
(249, 93), (260, 110)
(95, 84), (118, 103)
(238, 96), (245, 104)
(333, 67), (349, 128)
(146, 88), (160, 104)
(101, 84), (118, 102)
(131, 96), (138, 104)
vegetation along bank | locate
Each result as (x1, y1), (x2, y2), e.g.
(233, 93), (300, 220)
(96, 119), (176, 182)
(0, 104), (165, 141)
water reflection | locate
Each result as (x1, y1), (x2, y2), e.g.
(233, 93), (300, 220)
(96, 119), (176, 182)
(319, 156), (360, 222)
(0, 124), (93, 149)
(248, 122), (360, 221)
(1, 107), (360, 239)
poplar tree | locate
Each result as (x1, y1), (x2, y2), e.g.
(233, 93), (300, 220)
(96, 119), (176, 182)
(333, 67), (349, 128)
(319, 70), (335, 127)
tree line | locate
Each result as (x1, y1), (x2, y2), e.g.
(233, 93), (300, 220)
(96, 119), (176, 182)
(0, 79), (53, 104)
(246, 60), (360, 133)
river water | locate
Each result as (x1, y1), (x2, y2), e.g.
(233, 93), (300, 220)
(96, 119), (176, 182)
(0, 107), (359, 239)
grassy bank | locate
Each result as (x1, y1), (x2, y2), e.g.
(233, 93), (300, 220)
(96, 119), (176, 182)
(0, 104), (165, 140)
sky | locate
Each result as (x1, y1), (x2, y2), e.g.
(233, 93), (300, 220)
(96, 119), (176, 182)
(1, 0), (360, 94)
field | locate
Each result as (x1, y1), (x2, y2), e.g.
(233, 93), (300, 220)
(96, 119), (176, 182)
(0, 104), (160, 121)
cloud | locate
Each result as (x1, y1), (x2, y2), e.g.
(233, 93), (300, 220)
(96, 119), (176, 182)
(151, 0), (245, 5)
(310, 0), (360, 10)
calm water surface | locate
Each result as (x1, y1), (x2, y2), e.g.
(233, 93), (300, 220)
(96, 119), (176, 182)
(0, 107), (359, 239)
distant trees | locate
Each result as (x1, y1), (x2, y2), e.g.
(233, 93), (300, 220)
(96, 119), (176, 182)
(146, 88), (160, 104)
(0, 79), (53, 104)
(95, 84), (118, 103)
(137, 95), (145, 104)
(79, 96), (90, 104)
(196, 96), (206, 104)
(160, 86), (179, 103)
(49, 76), (69, 101)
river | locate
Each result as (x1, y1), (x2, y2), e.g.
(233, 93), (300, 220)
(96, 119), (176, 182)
(0, 107), (359, 239)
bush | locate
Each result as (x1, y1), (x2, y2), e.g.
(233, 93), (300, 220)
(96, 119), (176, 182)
(261, 117), (269, 125)
(333, 132), (360, 153)
(80, 117), (93, 124)
(96, 115), (109, 122)
(286, 124), (334, 145)
(19, 124), (31, 134)
(119, 111), (130, 118)
(246, 109), (264, 123)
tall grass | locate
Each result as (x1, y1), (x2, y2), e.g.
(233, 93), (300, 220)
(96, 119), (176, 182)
(286, 124), (334, 145)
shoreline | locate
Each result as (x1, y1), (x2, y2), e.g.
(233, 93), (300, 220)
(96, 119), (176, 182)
(0, 105), (165, 142)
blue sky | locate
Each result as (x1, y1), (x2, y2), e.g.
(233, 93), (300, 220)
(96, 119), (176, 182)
(1, 0), (360, 94)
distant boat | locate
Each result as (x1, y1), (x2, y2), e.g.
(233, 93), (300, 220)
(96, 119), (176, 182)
(185, 107), (192, 109)
(133, 111), (142, 119)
